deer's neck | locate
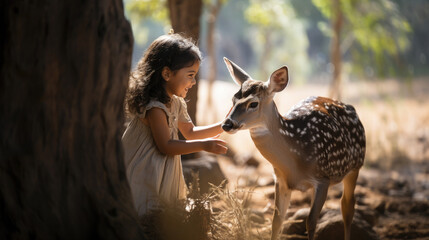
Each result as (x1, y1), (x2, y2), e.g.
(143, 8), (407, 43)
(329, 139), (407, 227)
(249, 101), (296, 170)
(249, 101), (312, 190)
(249, 101), (285, 138)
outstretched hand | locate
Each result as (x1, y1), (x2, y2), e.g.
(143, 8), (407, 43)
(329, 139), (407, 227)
(202, 138), (228, 155)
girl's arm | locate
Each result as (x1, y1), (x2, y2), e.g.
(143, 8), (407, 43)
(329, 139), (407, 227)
(178, 121), (223, 140)
(146, 108), (227, 156)
(179, 105), (233, 140)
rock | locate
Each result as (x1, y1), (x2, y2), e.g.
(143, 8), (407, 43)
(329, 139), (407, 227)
(378, 219), (429, 240)
(283, 208), (378, 240)
(315, 209), (378, 240)
(356, 206), (379, 227)
(362, 193), (386, 214)
(283, 208), (328, 239)
(373, 200), (386, 214)
(409, 200), (429, 214)
(385, 200), (400, 213)
(283, 208), (310, 239)
(182, 154), (227, 194)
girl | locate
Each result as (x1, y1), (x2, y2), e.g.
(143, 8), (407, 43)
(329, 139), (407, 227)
(122, 33), (227, 216)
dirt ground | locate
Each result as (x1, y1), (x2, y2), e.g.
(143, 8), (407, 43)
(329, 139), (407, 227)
(197, 78), (429, 239)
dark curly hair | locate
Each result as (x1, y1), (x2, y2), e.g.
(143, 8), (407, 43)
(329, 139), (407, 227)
(126, 33), (202, 116)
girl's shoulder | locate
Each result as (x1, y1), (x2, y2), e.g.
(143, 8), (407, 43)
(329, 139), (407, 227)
(171, 95), (189, 114)
(171, 95), (187, 107)
(136, 99), (170, 119)
(147, 99), (168, 109)
(172, 95), (192, 123)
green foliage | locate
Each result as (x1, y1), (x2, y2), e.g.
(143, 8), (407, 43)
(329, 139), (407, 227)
(124, 0), (425, 80)
(244, 0), (310, 83)
(124, 0), (170, 46)
(203, 0), (229, 6)
(125, 0), (168, 23)
(312, 0), (412, 77)
(245, 0), (293, 28)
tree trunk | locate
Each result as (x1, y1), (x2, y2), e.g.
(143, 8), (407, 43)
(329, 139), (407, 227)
(0, 1), (145, 239)
(329, 0), (343, 100)
(260, 29), (273, 80)
(205, 0), (222, 123)
(167, 0), (203, 125)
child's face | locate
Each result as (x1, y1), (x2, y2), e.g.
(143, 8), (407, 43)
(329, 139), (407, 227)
(165, 61), (200, 98)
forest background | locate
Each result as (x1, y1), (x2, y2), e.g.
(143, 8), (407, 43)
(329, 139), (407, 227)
(125, 0), (429, 168)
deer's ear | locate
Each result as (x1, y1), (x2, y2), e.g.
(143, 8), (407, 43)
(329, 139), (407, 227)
(267, 66), (289, 93)
(224, 57), (251, 86)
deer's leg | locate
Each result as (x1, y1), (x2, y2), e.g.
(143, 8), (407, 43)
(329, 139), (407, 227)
(341, 169), (359, 240)
(271, 175), (291, 240)
(306, 180), (329, 240)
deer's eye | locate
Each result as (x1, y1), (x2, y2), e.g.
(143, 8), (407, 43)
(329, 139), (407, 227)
(249, 102), (259, 109)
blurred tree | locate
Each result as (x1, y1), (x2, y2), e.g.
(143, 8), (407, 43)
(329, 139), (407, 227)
(204, 0), (228, 122)
(244, 0), (309, 83)
(126, 0), (168, 23)
(168, 0), (203, 126)
(1, 0), (145, 238)
(394, 0), (429, 76)
(125, 0), (169, 46)
(313, 0), (411, 99)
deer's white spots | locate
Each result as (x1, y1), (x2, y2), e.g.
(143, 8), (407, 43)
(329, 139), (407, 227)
(280, 128), (294, 137)
(257, 95), (365, 183)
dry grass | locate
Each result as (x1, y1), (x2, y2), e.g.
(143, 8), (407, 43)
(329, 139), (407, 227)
(139, 172), (275, 239)
(209, 183), (271, 240)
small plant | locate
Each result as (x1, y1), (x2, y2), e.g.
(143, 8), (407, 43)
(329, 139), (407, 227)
(139, 170), (212, 240)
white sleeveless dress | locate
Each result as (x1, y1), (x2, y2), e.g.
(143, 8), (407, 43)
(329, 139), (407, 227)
(122, 95), (191, 216)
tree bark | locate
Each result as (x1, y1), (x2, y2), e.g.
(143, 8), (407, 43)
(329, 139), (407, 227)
(205, 0), (222, 123)
(259, 29), (273, 80)
(0, 1), (145, 239)
(167, 0), (203, 125)
(329, 0), (343, 100)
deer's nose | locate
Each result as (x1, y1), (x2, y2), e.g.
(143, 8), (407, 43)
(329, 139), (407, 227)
(222, 119), (234, 132)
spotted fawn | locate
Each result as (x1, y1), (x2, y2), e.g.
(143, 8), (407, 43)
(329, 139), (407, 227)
(221, 58), (366, 240)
